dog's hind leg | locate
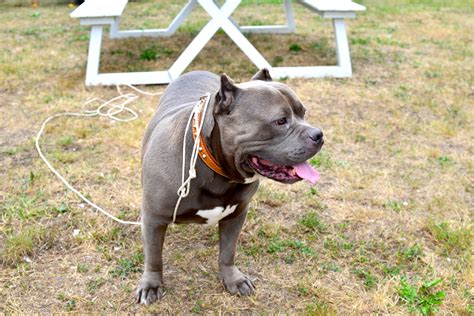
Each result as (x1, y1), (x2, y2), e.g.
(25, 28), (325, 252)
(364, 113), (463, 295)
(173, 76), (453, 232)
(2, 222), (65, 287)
(218, 204), (256, 295)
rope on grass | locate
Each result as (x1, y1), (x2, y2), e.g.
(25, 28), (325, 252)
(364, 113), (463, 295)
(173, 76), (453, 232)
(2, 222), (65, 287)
(35, 85), (163, 226)
(36, 85), (211, 227)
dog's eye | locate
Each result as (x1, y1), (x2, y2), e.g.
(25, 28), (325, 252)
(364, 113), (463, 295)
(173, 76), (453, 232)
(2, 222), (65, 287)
(275, 117), (287, 126)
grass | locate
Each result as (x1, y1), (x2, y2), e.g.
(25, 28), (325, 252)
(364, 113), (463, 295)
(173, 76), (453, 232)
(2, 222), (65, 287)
(0, 0), (473, 314)
(397, 277), (446, 315)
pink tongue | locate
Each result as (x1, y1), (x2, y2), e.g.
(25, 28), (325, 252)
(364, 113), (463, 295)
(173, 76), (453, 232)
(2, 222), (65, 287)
(294, 162), (320, 184)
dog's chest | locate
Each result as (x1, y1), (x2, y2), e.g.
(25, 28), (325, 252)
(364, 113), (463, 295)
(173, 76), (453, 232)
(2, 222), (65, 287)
(196, 205), (237, 226)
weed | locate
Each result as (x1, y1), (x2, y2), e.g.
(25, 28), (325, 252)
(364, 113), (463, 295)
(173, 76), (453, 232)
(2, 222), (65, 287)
(110, 252), (144, 278)
(54, 202), (69, 214)
(267, 239), (286, 254)
(311, 38), (332, 58)
(351, 37), (370, 45)
(51, 149), (77, 164)
(1, 225), (49, 264)
(310, 150), (333, 170)
(191, 299), (204, 313)
(383, 265), (401, 276)
(394, 84), (409, 100)
(323, 237), (353, 257)
(65, 299), (76, 311)
(398, 244), (423, 262)
(427, 222), (472, 256)
(242, 243), (263, 257)
(321, 262), (341, 273)
(140, 47), (158, 61)
(384, 200), (408, 212)
(424, 70), (440, 78)
(299, 211), (327, 233)
(267, 238), (315, 258)
(86, 277), (107, 294)
(58, 135), (73, 147)
(272, 55), (284, 66)
(305, 299), (334, 315)
(289, 43), (302, 52)
(436, 155), (454, 167)
(354, 134), (366, 142)
(397, 277), (446, 315)
(76, 263), (89, 273)
(354, 268), (378, 289)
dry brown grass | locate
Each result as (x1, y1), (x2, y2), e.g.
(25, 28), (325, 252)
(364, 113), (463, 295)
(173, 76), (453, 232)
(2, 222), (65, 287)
(1, 0), (473, 314)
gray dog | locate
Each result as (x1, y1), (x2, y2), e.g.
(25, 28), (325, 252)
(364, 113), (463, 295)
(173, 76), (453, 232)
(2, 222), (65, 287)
(137, 69), (323, 304)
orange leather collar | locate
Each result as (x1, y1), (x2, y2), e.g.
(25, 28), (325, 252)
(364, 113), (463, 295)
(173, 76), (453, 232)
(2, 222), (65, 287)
(192, 96), (232, 180)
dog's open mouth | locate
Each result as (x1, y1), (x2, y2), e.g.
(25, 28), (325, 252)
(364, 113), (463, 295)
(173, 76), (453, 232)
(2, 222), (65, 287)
(247, 155), (320, 184)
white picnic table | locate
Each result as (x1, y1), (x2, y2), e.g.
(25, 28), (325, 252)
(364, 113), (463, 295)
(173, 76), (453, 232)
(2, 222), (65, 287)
(71, 0), (366, 86)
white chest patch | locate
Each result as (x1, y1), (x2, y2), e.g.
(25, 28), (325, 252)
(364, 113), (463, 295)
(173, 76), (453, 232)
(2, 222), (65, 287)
(196, 205), (238, 226)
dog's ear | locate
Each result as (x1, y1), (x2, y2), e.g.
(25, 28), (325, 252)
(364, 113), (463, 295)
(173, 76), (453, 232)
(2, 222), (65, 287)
(215, 74), (238, 114)
(251, 68), (272, 82)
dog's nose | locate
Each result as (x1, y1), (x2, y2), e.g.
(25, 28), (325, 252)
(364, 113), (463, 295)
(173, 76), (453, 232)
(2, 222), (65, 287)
(309, 128), (323, 143)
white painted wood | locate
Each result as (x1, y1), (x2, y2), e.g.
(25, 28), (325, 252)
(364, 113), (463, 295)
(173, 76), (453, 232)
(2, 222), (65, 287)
(285, 0), (296, 32)
(168, 0), (241, 79)
(333, 18), (352, 75)
(85, 26), (103, 86)
(70, 0), (128, 18)
(198, 0), (271, 69)
(109, 0), (197, 39)
(79, 17), (116, 26)
(297, 0), (365, 12)
(73, 0), (364, 85)
(320, 11), (356, 19)
(239, 25), (293, 33)
(89, 71), (172, 86)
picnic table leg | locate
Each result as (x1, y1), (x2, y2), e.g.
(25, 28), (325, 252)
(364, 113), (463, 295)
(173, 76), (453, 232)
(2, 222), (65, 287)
(284, 0), (296, 32)
(169, 0), (271, 79)
(85, 25), (103, 86)
(333, 18), (352, 76)
(199, 0), (271, 68)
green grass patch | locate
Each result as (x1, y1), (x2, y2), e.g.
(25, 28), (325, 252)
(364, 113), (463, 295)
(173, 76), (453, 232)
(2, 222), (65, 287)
(1, 225), (50, 264)
(309, 150), (333, 170)
(398, 244), (423, 262)
(397, 277), (446, 316)
(427, 222), (472, 256)
(289, 43), (302, 53)
(267, 238), (316, 260)
(110, 252), (144, 278)
(353, 268), (378, 290)
(436, 155), (454, 167)
(299, 211), (327, 233)
(86, 277), (107, 294)
(139, 46), (158, 61)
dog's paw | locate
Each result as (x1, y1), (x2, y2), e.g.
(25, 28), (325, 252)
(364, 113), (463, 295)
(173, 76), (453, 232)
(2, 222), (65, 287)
(136, 272), (165, 305)
(221, 266), (256, 296)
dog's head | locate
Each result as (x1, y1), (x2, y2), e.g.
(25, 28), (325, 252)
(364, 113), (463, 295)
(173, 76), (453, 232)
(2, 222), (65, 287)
(211, 69), (323, 184)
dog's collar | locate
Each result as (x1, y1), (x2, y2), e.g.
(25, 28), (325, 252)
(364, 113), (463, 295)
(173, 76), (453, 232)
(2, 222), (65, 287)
(192, 95), (233, 180)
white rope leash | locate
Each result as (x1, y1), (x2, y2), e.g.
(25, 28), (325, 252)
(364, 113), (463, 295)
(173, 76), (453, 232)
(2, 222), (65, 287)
(36, 86), (210, 227)
(172, 93), (211, 223)
(36, 85), (163, 226)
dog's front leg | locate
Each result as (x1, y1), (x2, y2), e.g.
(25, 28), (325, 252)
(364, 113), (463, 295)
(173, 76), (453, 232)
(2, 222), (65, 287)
(136, 215), (168, 305)
(218, 204), (255, 295)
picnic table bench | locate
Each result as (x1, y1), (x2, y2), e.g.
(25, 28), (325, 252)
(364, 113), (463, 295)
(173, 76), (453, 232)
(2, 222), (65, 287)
(71, 0), (365, 86)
